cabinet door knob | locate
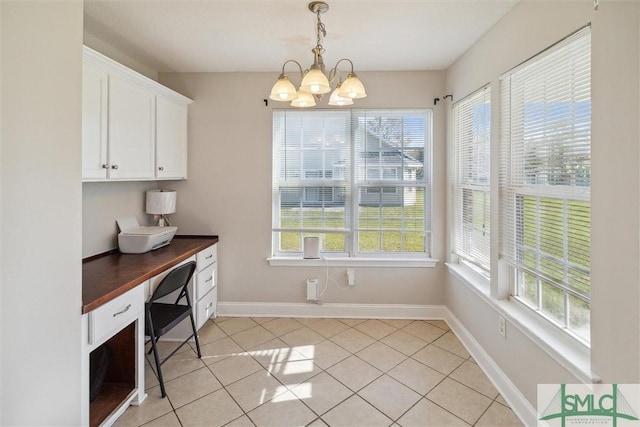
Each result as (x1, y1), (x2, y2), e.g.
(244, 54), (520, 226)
(158, 166), (164, 171)
(111, 164), (119, 170)
(102, 164), (109, 169)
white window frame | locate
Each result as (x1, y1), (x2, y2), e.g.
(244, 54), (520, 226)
(452, 85), (491, 274)
(499, 26), (591, 344)
(270, 109), (434, 265)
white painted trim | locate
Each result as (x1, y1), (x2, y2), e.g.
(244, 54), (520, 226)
(217, 301), (446, 319)
(444, 307), (537, 427)
(267, 257), (438, 268)
(447, 262), (592, 384)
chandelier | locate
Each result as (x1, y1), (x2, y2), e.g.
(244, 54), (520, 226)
(269, 1), (367, 108)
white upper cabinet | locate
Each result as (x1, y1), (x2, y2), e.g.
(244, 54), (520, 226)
(156, 96), (188, 179)
(82, 63), (109, 179)
(108, 76), (156, 179)
(82, 46), (192, 182)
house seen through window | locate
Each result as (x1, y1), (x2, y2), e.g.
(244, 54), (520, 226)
(272, 109), (432, 258)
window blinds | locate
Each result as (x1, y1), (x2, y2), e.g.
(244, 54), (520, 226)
(352, 110), (431, 254)
(273, 110), (351, 253)
(499, 26), (591, 340)
(272, 109), (431, 257)
(453, 86), (491, 271)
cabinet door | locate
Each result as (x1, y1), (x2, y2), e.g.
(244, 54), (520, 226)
(156, 97), (188, 179)
(108, 76), (156, 180)
(82, 63), (108, 180)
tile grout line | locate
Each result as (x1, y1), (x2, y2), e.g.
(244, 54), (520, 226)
(131, 317), (518, 427)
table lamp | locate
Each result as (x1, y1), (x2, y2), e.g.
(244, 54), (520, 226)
(146, 189), (176, 227)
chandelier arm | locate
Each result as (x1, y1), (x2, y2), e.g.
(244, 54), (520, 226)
(280, 59), (305, 80)
(328, 68), (341, 84)
(331, 58), (356, 75)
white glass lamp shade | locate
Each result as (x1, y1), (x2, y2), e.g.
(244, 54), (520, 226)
(146, 190), (176, 215)
(269, 75), (298, 101)
(290, 91), (317, 108)
(338, 74), (367, 99)
(328, 85), (354, 106)
(300, 68), (331, 95)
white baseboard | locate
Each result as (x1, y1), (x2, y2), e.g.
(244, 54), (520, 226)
(443, 307), (537, 427)
(217, 301), (446, 320)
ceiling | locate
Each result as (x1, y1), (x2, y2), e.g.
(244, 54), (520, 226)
(83, 0), (518, 74)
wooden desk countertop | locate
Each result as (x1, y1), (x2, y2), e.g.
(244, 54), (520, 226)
(82, 235), (218, 314)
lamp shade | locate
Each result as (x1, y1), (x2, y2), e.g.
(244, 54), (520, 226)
(269, 75), (298, 101)
(146, 190), (176, 215)
(300, 68), (331, 95)
(328, 85), (354, 106)
(291, 91), (316, 108)
(338, 74), (367, 99)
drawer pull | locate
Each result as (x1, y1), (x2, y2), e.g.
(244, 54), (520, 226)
(205, 277), (213, 283)
(205, 254), (213, 260)
(112, 304), (131, 317)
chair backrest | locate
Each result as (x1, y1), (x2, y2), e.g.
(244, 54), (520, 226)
(149, 261), (197, 303)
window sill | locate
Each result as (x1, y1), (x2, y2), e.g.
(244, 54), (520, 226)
(268, 256), (438, 268)
(446, 262), (593, 384)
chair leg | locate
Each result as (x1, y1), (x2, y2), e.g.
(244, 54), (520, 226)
(188, 312), (202, 359)
(147, 313), (167, 398)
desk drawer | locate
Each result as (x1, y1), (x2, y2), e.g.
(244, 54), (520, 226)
(196, 244), (217, 270)
(196, 263), (216, 300)
(196, 287), (217, 329)
(89, 285), (144, 346)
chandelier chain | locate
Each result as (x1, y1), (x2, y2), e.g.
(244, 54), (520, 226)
(316, 11), (326, 48)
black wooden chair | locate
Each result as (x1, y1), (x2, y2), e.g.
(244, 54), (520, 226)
(145, 261), (202, 397)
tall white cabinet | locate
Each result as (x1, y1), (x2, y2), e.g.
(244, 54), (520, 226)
(82, 46), (192, 182)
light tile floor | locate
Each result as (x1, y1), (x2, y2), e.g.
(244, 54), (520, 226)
(114, 317), (524, 427)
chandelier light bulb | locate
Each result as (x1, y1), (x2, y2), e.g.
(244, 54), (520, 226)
(269, 75), (298, 101)
(338, 73), (367, 99)
(291, 91), (317, 108)
(300, 68), (331, 95)
(328, 84), (354, 106)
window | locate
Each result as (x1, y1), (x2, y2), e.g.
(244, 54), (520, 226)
(453, 86), (491, 273)
(499, 27), (591, 343)
(272, 109), (432, 258)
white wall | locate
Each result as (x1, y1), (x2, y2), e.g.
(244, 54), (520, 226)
(0, 0), (4, 419)
(445, 0), (640, 409)
(83, 31), (158, 81)
(156, 71), (447, 306)
(1, 1), (83, 424)
(82, 181), (159, 257)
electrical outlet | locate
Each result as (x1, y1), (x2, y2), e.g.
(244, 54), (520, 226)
(347, 268), (355, 286)
(498, 315), (507, 338)
(306, 278), (318, 302)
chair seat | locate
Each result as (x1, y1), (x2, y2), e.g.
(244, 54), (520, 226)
(146, 302), (192, 337)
